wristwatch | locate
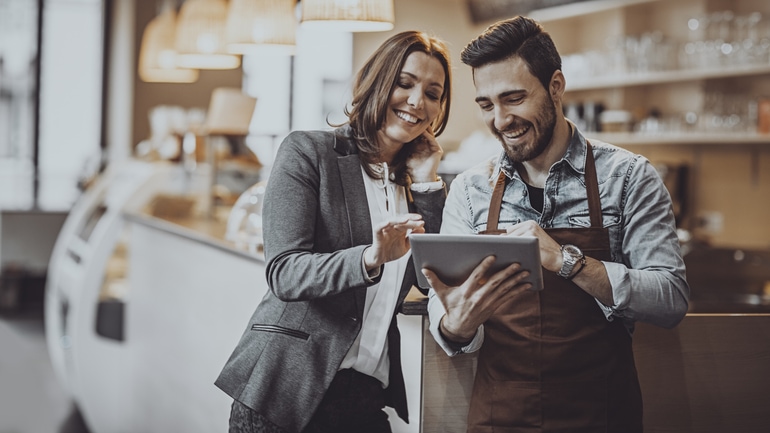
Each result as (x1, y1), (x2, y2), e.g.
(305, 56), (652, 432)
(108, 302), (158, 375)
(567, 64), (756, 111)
(558, 244), (584, 279)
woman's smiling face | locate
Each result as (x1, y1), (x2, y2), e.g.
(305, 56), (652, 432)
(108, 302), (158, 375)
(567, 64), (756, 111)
(377, 51), (446, 162)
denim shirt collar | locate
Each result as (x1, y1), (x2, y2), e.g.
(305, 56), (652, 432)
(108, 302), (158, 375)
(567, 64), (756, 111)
(493, 120), (588, 184)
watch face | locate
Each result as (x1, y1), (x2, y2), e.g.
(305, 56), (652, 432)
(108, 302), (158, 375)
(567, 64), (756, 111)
(563, 244), (582, 258)
(559, 244), (583, 278)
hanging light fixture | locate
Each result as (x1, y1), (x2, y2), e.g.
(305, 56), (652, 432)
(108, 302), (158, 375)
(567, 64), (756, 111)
(138, 2), (199, 83)
(301, 0), (395, 32)
(226, 0), (297, 55)
(175, 0), (241, 70)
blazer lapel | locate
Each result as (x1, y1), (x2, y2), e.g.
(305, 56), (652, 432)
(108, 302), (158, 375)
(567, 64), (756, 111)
(337, 155), (372, 247)
(334, 129), (373, 312)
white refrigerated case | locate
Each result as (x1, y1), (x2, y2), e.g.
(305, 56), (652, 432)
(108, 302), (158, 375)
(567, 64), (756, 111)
(44, 159), (180, 431)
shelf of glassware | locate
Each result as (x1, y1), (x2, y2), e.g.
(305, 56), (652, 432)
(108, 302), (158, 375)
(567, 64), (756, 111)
(586, 131), (770, 146)
(528, 0), (662, 24)
(567, 63), (770, 92)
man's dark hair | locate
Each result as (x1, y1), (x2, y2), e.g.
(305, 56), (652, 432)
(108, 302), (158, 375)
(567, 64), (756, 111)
(460, 16), (562, 90)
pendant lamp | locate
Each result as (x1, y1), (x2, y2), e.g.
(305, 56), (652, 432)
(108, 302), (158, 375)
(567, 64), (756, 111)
(138, 4), (199, 83)
(301, 0), (395, 32)
(226, 0), (297, 55)
(205, 87), (258, 135)
(175, 0), (241, 70)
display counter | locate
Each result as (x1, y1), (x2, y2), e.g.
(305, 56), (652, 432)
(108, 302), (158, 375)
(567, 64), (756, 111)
(115, 210), (266, 433)
(118, 210), (423, 433)
(45, 162), (770, 433)
(407, 292), (770, 433)
(42, 160), (258, 433)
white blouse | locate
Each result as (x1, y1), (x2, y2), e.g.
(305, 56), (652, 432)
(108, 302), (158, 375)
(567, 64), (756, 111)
(339, 163), (411, 388)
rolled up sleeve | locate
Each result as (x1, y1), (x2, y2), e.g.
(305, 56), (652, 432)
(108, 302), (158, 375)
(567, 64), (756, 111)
(600, 158), (690, 329)
(427, 288), (484, 356)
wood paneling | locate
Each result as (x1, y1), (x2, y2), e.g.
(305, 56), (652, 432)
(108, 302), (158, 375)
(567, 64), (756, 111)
(421, 315), (770, 432)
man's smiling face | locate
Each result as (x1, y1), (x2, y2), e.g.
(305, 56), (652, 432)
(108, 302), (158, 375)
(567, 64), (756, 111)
(473, 56), (557, 163)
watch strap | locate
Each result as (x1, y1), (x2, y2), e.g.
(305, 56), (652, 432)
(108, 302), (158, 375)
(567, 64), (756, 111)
(558, 244), (584, 279)
(566, 257), (587, 281)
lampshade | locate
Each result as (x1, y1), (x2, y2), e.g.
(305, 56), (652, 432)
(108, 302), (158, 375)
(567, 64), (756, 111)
(301, 0), (395, 32)
(175, 0), (241, 70)
(138, 6), (199, 83)
(226, 0), (297, 55)
(205, 87), (257, 135)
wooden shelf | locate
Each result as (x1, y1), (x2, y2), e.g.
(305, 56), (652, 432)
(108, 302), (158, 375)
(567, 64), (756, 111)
(539, 0), (770, 147)
(586, 131), (770, 146)
(567, 63), (770, 92)
(529, 0), (662, 23)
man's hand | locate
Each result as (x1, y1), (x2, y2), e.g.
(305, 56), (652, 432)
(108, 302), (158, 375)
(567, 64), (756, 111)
(506, 220), (562, 273)
(506, 220), (614, 306)
(423, 256), (532, 342)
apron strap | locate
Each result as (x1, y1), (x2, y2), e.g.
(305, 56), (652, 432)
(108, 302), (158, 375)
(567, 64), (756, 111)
(484, 141), (602, 233)
(584, 141), (602, 228)
(484, 169), (508, 234)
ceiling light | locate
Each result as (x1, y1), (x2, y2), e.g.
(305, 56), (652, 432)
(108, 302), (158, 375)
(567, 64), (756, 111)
(175, 0), (241, 70)
(301, 0), (395, 32)
(225, 0), (297, 55)
(138, 6), (199, 83)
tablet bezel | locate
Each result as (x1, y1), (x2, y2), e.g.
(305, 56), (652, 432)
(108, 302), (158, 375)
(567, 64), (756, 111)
(409, 233), (544, 291)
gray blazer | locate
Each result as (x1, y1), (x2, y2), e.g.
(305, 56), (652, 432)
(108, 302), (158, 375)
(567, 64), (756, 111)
(215, 126), (446, 432)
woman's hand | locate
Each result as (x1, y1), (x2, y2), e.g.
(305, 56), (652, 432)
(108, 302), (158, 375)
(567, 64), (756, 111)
(364, 213), (425, 270)
(423, 256), (532, 341)
(406, 130), (443, 183)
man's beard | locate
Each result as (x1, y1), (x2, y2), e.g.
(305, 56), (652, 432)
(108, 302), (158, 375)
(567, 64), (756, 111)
(495, 95), (557, 163)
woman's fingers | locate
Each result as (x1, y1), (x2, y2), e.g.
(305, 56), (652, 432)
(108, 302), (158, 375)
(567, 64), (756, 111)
(379, 214), (424, 234)
(381, 213), (423, 227)
(370, 214), (426, 265)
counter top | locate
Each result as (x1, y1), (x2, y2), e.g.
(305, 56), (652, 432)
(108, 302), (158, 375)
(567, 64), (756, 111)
(125, 208), (770, 316)
(124, 210), (264, 263)
(401, 289), (428, 316)
(125, 207), (435, 316)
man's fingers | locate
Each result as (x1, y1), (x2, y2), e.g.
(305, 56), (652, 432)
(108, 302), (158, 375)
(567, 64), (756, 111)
(495, 278), (533, 307)
(482, 264), (522, 288)
(468, 255), (497, 283)
(421, 268), (446, 290)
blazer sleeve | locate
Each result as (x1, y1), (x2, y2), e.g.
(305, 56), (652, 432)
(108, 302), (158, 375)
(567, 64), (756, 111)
(405, 186), (447, 296)
(262, 131), (375, 302)
(410, 187), (446, 234)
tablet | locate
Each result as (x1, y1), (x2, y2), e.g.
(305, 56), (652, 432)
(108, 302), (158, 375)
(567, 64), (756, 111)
(409, 233), (544, 291)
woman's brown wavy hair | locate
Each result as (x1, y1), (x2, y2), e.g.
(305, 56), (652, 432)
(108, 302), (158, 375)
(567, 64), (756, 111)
(338, 31), (452, 186)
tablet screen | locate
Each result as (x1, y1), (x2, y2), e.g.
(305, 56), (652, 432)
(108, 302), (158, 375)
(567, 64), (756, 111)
(409, 233), (544, 291)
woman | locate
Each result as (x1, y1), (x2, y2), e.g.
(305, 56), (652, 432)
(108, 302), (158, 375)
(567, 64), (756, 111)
(215, 31), (452, 433)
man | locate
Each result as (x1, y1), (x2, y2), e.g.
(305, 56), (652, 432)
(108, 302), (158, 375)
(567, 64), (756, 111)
(422, 16), (690, 432)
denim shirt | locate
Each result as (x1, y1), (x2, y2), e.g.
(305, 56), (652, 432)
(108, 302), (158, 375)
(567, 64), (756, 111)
(433, 125), (689, 347)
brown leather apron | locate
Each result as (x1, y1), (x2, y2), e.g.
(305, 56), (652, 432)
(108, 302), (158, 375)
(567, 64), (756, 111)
(469, 143), (642, 433)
